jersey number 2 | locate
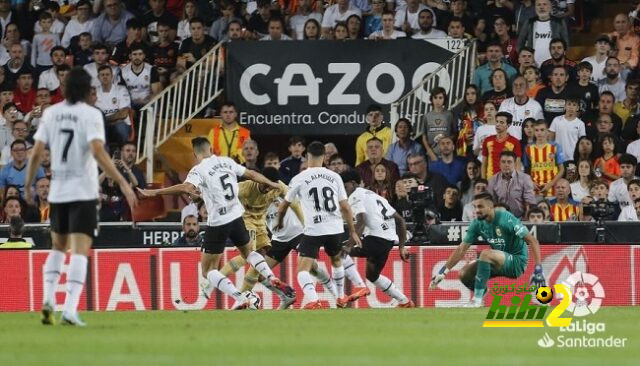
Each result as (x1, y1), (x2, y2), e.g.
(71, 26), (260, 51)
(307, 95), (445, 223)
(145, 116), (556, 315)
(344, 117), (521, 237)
(60, 129), (74, 163)
(309, 187), (336, 212)
(219, 174), (235, 200)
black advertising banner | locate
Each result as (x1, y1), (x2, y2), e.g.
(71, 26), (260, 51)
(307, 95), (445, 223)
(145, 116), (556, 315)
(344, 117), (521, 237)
(225, 40), (454, 135)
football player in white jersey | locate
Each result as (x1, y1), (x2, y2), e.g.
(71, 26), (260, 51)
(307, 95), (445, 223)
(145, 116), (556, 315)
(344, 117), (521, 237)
(340, 169), (415, 308)
(25, 67), (138, 326)
(276, 141), (361, 309)
(138, 137), (295, 309)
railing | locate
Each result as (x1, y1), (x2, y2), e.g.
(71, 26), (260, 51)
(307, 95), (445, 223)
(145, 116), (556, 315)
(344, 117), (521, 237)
(389, 40), (477, 138)
(136, 42), (225, 180)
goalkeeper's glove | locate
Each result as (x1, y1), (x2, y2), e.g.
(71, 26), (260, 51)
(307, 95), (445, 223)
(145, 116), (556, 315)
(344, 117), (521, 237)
(429, 266), (449, 289)
(530, 264), (546, 288)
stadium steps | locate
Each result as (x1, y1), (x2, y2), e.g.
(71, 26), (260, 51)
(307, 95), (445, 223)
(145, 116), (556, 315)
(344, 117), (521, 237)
(155, 118), (219, 173)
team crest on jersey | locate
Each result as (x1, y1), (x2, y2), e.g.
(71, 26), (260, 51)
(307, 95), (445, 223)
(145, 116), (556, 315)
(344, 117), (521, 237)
(144, 75), (149, 81)
(495, 228), (502, 237)
(525, 110), (531, 116)
(112, 97), (117, 105)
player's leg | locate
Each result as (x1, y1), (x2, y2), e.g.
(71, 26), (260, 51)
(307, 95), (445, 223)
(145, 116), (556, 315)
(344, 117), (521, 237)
(362, 237), (411, 307)
(219, 226), (255, 277)
(472, 249), (507, 306)
(60, 233), (92, 326)
(296, 236), (323, 309)
(41, 232), (69, 325)
(458, 261), (478, 291)
(309, 260), (338, 298)
(343, 254), (367, 290)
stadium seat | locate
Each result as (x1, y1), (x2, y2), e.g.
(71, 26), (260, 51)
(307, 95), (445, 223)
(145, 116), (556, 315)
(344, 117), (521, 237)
(131, 183), (167, 222)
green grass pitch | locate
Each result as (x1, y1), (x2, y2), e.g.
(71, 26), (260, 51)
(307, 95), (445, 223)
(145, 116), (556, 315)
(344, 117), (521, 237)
(0, 307), (636, 366)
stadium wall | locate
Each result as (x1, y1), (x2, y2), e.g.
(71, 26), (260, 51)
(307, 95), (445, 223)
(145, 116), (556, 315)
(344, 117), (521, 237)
(1, 245), (637, 311)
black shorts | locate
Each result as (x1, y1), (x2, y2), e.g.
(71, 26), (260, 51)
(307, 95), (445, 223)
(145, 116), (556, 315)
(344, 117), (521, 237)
(50, 200), (99, 238)
(201, 217), (251, 254)
(267, 234), (303, 263)
(351, 236), (394, 269)
(297, 233), (343, 259)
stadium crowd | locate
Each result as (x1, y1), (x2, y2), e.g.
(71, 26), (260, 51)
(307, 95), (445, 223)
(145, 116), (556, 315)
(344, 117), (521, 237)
(1, 0), (640, 232)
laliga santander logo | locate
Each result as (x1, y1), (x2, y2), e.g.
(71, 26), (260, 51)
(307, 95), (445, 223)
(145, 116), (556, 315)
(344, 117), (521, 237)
(560, 271), (605, 317)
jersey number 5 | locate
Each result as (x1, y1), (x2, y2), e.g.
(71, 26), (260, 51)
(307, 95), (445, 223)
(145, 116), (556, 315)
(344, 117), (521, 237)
(219, 174), (235, 200)
(309, 187), (336, 212)
(60, 129), (74, 163)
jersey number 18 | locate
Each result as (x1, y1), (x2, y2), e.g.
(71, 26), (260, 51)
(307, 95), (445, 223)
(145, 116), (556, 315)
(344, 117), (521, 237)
(309, 187), (336, 212)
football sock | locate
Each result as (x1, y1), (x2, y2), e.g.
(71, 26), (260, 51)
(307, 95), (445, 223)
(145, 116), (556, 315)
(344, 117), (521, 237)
(246, 251), (276, 280)
(343, 255), (366, 288)
(374, 275), (408, 304)
(43, 249), (65, 306)
(297, 271), (319, 302)
(220, 255), (246, 277)
(207, 270), (242, 301)
(474, 260), (491, 301)
(62, 254), (87, 315)
(240, 267), (260, 292)
(332, 265), (345, 298)
(310, 266), (338, 298)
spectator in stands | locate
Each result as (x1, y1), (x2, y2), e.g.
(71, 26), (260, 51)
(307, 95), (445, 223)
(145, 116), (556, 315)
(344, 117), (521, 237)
(34, 177), (49, 223)
(0, 102), (19, 150)
(514, 0), (536, 33)
(571, 159), (596, 202)
(333, 22), (349, 40)
(177, 0), (198, 42)
(481, 68), (512, 107)
(406, 152), (447, 207)
(248, 0), (273, 39)
(583, 92), (622, 140)
(613, 79), (640, 126)
(539, 38), (577, 84)
(608, 153), (638, 210)
(263, 151), (280, 170)
(280, 135), (306, 184)
(364, 0), (383, 37)
(210, 2), (242, 41)
(619, 178), (640, 221)
(61, 1), (94, 49)
(242, 139), (260, 171)
(261, 17), (292, 41)
(517, 0), (569, 67)
(525, 119), (565, 196)
(454, 85), (483, 157)
(517, 47), (536, 75)
(421, 87), (455, 161)
(150, 22), (179, 86)
(37, 46), (65, 92)
(303, 19), (322, 40)
(609, 13), (640, 70)
(473, 42), (517, 94)
(462, 178), (488, 221)
(536, 65), (571, 123)
(142, 0), (179, 44)
(92, 0), (135, 46)
(355, 104), (391, 166)
(537, 199), (552, 220)
(328, 154), (348, 173)
(345, 14), (363, 40)
(385, 118), (424, 175)
(207, 101), (251, 163)
(0, 139), (44, 196)
(573, 62), (600, 114)
(429, 135), (466, 186)
(598, 57), (627, 103)
(582, 35), (612, 83)
(2, 22), (30, 62)
(392, 176), (411, 222)
(322, 0), (362, 39)
(438, 185), (462, 221)
(549, 97), (585, 162)
(356, 137), (399, 187)
(487, 150), (536, 218)
(323, 143), (338, 166)
(177, 17), (215, 70)
(31, 12), (60, 75)
(549, 178), (579, 221)
(13, 70), (35, 114)
(24, 88), (49, 130)
(122, 44), (162, 109)
(481, 111), (521, 179)
(73, 33), (93, 67)
(626, 122), (640, 161)
(0, 216), (31, 248)
(369, 11), (405, 39)
(411, 8), (447, 39)
(95, 65), (132, 145)
(84, 43), (121, 87)
(447, 16), (470, 40)
(472, 102), (497, 158)
(591, 114), (627, 158)
(173, 214), (203, 246)
(492, 16), (517, 66)
(0, 119), (28, 165)
(446, 0), (474, 32)
(523, 65), (544, 98)
(458, 158), (481, 205)
(593, 133), (622, 184)
(526, 207), (546, 223)
(120, 142), (146, 188)
(369, 162), (394, 200)
(50, 64), (70, 103)
(4, 43), (33, 85)
(112, 19), (147, 65)
(498, 76), (544, 140)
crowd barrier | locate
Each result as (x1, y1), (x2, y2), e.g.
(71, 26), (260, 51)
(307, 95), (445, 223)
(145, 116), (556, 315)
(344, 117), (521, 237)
(1, 221), (638, 311)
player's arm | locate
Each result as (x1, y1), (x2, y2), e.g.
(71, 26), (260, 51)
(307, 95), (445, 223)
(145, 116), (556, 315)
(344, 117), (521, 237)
(243, 169), (280, 190)
(339, 199), (362, 247)
(525, 232), (546, 287)
(289, 201), (305, 224)
(137, 182), (199, 197)
(276, 199), (291, 230)
(430, 241), (471, 289)
(393, 212), (410, 262)
(24, 140), (46, 204)
(90, 140), (138, 208)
